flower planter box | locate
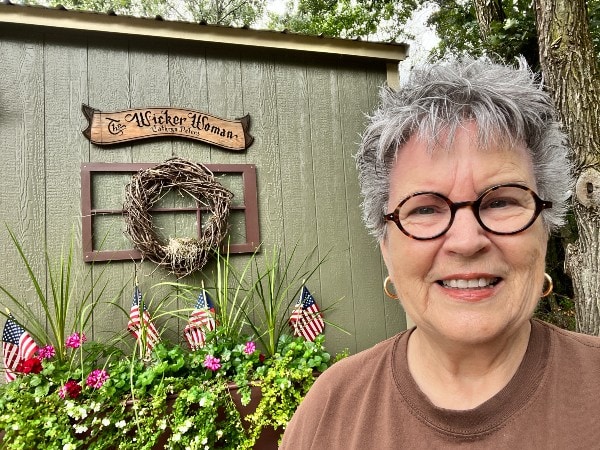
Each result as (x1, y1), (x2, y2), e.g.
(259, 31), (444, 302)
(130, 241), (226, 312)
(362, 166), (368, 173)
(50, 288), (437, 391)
(134, 384), (281, 449)
(0, 384), (281, 449)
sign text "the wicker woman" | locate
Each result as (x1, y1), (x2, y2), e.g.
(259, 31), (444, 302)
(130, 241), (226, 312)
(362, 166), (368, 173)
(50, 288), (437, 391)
(82, 105), (253, 151)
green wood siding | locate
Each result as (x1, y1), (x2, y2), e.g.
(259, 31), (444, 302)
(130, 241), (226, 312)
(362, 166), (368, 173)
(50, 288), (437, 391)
(0, 24), (407, 357)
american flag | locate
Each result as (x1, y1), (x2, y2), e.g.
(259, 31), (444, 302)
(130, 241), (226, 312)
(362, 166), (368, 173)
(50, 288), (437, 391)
(2, 315), (38, 382)
(184, 290), (216, 350)
(289, 285), (324, 342)
(127, 285), (160, 353)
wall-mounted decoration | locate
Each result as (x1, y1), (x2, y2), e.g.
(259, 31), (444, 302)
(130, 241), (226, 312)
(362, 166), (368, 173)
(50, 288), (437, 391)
(121, 158), (233, 278)
(81, 162), (260, 266)
(82, 105), (253, 151)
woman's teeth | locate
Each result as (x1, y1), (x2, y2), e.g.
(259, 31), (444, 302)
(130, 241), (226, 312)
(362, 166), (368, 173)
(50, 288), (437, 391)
(441, 278), (499, 289)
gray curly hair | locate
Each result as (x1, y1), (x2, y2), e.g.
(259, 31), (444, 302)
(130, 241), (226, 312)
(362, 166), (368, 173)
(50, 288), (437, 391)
(356, 57), (573, 242)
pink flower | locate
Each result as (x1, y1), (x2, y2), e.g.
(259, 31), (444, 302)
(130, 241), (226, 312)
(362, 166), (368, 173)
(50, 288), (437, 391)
(37, 345), (56, 360)
(59, 380), (82, 399)
(203, 355), (221, 371)
(65, 332), (87, 349)
(243, 341), (256, 355)
(86, 369), (109, 389)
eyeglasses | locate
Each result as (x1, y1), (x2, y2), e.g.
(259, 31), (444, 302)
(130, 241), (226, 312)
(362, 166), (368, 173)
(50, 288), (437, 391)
(384, 183), (552, 240)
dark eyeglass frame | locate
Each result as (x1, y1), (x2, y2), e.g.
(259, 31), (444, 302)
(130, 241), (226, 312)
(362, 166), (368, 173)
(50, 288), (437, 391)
(384, 183), (553, 240)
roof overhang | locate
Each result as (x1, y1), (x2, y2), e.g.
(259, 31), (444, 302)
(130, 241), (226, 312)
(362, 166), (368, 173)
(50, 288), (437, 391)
(0, 3), (408, 65)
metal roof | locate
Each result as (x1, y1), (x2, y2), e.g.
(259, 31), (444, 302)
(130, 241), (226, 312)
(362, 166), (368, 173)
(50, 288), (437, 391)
(0, 1), (408, 63)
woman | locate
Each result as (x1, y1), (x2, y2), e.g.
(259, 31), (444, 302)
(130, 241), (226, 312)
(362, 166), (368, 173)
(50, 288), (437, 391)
(280, 58), (600, 448)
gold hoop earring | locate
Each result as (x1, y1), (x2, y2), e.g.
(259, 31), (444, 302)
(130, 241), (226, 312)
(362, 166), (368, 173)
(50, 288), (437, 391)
(541, 273), (553, 298)
(383, 276), (398, 299)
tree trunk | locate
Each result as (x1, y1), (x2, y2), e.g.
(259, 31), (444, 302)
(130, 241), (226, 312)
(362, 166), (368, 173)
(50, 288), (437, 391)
(472, 0), (505, 40)
(534, 0), (600, 334)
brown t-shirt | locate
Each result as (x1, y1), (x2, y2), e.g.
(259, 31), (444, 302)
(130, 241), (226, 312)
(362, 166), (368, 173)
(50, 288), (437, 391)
(280, 320), (600, 449)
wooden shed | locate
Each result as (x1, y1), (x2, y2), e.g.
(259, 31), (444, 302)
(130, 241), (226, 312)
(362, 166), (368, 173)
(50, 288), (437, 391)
(0, 3), (408, 357)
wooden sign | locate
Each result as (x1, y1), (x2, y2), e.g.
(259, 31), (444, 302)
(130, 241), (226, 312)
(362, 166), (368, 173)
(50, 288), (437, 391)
(82, 105), (253, 151)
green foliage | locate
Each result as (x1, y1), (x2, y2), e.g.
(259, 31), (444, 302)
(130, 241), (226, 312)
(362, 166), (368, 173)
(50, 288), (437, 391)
(0, 227), (123, 364)
(246, 334), (330, 444)
(425, 0), (539, 66)
(0, 231), (342, 448)
(36, 0), (266, 26)
(246, 244), (334, 357)
(170, 242), (343, 359)
(0, 330), (335, 448)
(589, 0), (600, 59)
(268, 0), (414, 41)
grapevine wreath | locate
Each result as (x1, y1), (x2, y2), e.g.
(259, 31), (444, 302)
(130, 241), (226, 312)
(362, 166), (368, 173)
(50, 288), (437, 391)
(123, 157), (233, 278)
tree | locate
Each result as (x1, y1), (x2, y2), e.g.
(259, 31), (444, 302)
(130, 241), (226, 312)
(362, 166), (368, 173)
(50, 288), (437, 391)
(267, 0), (415, 41)
(19, 0), (266, 26)
(426, 0), (540, 68)
(532, 0), (600, 334)
(141, 0), (265, 26)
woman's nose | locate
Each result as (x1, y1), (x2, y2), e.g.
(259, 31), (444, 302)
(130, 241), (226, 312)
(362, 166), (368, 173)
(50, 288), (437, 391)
(442, 207), (490, 256)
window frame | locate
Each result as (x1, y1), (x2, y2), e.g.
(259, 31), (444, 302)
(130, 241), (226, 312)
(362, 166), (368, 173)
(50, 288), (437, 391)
(81, 162), (259, 262)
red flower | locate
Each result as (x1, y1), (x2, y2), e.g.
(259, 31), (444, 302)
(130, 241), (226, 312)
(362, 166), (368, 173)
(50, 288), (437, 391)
(59, 380), (82, 399)
(16, 357), (43, 374)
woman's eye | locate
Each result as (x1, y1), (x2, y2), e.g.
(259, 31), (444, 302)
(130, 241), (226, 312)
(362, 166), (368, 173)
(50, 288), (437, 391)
(488, 199), (508, 208)
(409, 206), (438, 215)
(484, 197), (519, 209)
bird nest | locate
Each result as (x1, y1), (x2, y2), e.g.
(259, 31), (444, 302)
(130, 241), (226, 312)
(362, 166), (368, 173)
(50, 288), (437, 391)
(123, 157), (233, 278)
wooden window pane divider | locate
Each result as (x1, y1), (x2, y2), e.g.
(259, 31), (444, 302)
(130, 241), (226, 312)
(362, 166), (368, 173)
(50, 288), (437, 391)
(81, 162), (259, 263)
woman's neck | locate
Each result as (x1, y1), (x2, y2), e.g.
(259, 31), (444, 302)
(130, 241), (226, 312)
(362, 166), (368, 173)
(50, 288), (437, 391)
(406, 321), (532, 410)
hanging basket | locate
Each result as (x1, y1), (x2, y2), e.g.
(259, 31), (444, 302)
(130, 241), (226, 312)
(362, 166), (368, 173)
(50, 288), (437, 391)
(123, 157), (233, 277)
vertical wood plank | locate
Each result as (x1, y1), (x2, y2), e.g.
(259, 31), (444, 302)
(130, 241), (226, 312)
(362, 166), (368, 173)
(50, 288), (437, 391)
(0, 31), (47, 330)
(205, 47), (246, 166)
(274, 59), (318, 261)
(128, 41), (178, 343)
(42, 35), (91, 343)
(272, 57), (321, 340)
(306, 64), (356, 354)
(87, 36), (134, 344)
(239, 54), (283, 249)
(237, 52), (283, 330)
(167, 45), (210, 337)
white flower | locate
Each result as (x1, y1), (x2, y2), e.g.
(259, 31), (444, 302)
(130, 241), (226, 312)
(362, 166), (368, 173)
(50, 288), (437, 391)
(11, 423), (19, 431)
(74, 425), (88, 434)
(158, 419), (167, 430)
(201, 437), (208, 445)
(177, 419), (193, 434)
(172, 432), (181, 442)
(216, 430), (223, 439)
(198, 396), (206, 407)
(115, 420), (126, 429)
(101, 418), (110, 427)
(63, 443), (77, 450)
